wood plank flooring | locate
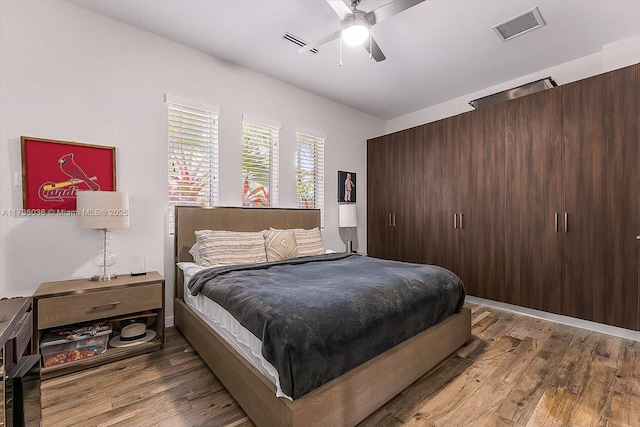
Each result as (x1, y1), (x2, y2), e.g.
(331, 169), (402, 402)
(39, 303), (640, 426)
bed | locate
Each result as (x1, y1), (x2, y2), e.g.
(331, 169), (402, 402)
(174, 206), (471, 427)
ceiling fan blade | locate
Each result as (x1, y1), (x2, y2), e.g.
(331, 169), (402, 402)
(363, 36), (386, 62)
(326, 0), (352, 19)
(298, 29), (342, 53)
(365, 0), (425, 26)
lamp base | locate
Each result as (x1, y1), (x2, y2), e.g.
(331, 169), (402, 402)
(346, 240), (353, 253)
(90, 273), (118, 282)
(91, 228), (118, 282)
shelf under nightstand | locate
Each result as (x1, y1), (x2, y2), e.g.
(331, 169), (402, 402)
(33, 272), (165, 379)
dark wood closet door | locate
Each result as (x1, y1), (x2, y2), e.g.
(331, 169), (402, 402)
(418, 117), (459, 271)
(504, 88), (563, 313)
(367, 135), (396, 259)
(457, 104), (506, 301)
(561, 64), (639, 330)
(367, 130), (419, 261)
(393, 126), (428, 263)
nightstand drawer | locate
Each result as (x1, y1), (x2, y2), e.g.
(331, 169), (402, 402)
(37, 283), (162, 329)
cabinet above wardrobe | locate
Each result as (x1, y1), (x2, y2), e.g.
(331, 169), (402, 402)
(367, 62), (639, 330)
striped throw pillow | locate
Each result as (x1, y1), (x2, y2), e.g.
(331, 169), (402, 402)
(278, 227), (325, 257)
(195, 230), (267, 267)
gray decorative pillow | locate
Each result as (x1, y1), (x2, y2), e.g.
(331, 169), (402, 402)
(195, 230), (267, 267)
(264, 230), (299, 261)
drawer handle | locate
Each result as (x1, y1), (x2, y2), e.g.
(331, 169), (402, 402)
(89, 302), (121, 312)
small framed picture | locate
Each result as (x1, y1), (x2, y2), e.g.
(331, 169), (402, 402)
(21, 136), (116, 211)
(338, 171), (356, 203)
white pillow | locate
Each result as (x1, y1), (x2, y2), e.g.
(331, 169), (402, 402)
(188, 243), (200, 264)
(177, 261), (204, 279)
(195, 230), (267, 267)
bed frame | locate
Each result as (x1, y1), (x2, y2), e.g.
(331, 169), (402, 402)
(174, 206), (471, 427)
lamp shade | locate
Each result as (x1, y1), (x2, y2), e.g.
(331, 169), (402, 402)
(339, 204), (358, 228)
(77, 191), (130, 229)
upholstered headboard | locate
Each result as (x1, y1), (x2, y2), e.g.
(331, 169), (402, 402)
(174, 206), (321, 299)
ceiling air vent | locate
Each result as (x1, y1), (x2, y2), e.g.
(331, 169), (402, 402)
(469, 77), (557, 109)
(283, 32), (319, 54)
(492, 7), (546, 42)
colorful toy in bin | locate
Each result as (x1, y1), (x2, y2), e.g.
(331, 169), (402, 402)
(40, 323), (112, 367)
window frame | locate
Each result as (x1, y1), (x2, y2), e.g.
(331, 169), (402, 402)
(166, 95), (220, 233)
(241, 114), (281, 208)
(295, 130), (325, 226)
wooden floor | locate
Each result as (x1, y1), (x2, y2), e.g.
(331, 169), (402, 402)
(40, 302), (640, 426)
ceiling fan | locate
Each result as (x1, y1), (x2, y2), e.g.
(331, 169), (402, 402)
(298, 0), (425, 62)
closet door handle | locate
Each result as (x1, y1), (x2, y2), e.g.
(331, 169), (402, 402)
(389, 214), (393, 227)
(459, 213), (463, 229)
(555, 213), (559, 232)
(393, 214), (396, 227)
(564, 213), (569, 233)
(453, 213), (457, 229)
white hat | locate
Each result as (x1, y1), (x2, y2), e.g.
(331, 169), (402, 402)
(109, 322), (156, 347)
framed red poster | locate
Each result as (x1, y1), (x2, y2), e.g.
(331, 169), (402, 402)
(21, 136), (116, 211)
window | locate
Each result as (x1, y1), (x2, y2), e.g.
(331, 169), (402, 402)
(296, 131), (325, 224)
(166, 95), (219, 231)
(242, 114), (280, 207)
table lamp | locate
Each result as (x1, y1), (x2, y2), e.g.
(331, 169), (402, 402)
(339, 203), (358, 253)
(77, 191), (130, 281)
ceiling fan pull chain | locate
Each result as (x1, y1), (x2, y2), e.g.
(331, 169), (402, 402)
(369, 30), (372, 60)
(339, 36), (343, 67)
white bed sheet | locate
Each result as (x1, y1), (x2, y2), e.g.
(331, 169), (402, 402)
(178, 262), (292, 400)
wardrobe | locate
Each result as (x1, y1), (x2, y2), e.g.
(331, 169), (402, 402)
(367, 63), (639, 330)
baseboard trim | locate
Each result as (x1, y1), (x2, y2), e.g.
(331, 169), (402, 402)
(466, 296), (640, 342)
(165, 315), (174, 328)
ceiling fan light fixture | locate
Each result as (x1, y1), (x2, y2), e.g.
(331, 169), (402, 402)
(341, 11), (370, 46)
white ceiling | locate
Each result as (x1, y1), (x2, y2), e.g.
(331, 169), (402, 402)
(69, 0), (640, 120)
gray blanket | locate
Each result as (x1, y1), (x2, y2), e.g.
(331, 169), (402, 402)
(188, 253), (465, 399)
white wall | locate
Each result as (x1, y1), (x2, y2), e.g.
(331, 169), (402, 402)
(0, 0), (384, 324)
(603, 34), (640, 72)
(386, 34), (640, 134)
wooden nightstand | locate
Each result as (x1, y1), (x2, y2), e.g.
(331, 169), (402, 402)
(33, 272), (165, 379)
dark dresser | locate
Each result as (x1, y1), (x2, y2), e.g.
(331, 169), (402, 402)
(1, 297), (40, 427)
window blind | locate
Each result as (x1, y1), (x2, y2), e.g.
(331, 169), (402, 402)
(296, 131), (325, 225)
(166, 95), (219, 232)
(242, 114), (280, 207)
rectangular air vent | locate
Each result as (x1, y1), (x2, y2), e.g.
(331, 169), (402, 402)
(283, 32), (319, 54)
(492, 7), (546, 42)
(469, 77), (557, 109)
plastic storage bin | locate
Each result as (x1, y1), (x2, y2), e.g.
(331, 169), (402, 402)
(40, 324), (112, 367)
